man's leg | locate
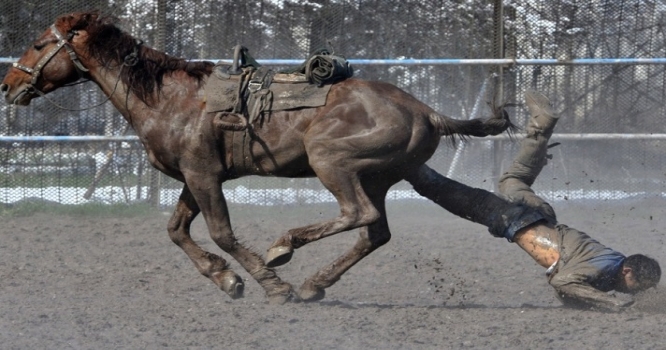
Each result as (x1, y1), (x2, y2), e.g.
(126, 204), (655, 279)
(404, 91), (563, 241)
(498, 91), (559, 223)
(407, 165), (545, 241)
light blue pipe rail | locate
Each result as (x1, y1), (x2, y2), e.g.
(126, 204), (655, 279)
(0, 135), (139, 142)
(1, 134), (665, 142)
(3, 57), (666, 65)
(197, 58), (666, 66)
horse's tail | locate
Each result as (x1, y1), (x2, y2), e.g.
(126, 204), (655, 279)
(428, 107), (515, 143)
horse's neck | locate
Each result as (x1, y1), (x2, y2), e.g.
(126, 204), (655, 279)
(88, 64), (192, 130)
(89, 66), (135, 116)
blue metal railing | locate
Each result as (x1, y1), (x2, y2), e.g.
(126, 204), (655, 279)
(1, 134), (665, 142)
(3, 57), (666, 65)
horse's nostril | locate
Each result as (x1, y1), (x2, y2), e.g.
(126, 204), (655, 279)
(0, 83), (8, 97)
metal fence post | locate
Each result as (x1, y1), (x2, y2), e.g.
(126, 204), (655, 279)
(148, 0), (168, 208)
(492, 0), (505, 192)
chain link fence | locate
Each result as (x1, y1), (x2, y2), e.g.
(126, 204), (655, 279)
(0, 0), (664, 207)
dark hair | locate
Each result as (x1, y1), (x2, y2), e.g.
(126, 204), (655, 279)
(624, 254), (661, 288)
(56, 12), (212, 105)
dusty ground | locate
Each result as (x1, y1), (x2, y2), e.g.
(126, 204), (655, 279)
(1, 197), (665, 349)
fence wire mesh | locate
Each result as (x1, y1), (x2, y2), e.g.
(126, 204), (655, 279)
(0, 0), (664, 207)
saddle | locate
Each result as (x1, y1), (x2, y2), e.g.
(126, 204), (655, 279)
(205, 45), (353, 131)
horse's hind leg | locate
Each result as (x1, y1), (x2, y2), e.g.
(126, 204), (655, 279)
(266, 167), (380, 267)
(298, 181), (392, 301)
(168, 185), (243, 298)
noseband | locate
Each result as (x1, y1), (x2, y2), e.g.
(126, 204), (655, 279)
(12, 24), (89, 86)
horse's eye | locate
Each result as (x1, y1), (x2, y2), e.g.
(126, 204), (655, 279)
(33, 43), (45, 51)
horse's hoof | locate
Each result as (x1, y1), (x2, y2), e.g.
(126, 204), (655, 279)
(266, 246), (293, 268)
(216, 272), (245, 299)
(267, 287), (301, 305)
(299, 281), (326, 302)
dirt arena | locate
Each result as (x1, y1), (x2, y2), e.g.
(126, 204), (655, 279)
(1, 197), (665, 349)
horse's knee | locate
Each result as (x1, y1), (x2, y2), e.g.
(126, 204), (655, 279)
(360, 207), (381, 226)
(167, 189), (200, 246)
(341, 205), (380, 227)
(167, 216), (190, 246)
(167, 228), (186, 246)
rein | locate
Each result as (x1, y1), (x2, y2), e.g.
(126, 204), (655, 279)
(12, 24), (140, 111)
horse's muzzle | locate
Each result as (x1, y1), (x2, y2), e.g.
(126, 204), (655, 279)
(0, 83), (32, 105)
(0, 83), (8, 101)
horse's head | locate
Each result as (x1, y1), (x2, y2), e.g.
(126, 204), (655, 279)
(0, 12), (99, 105)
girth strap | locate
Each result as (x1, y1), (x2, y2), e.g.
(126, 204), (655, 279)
(231, 129), (255, 177)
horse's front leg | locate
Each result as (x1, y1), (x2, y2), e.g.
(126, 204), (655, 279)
(168, 185), (244, 298)
(184, 172), (295, 304)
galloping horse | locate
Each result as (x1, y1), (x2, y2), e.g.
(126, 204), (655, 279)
(1, 12), (512, 303)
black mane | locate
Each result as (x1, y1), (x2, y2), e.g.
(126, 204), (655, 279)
(58, 12), (213, 105)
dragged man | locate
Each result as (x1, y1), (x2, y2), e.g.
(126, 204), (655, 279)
(406, 91), (661, 311)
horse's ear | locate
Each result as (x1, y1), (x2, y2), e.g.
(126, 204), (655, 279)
(59, 11), (100, 31)
(54, 13), (74, 31)
(81, 12), (100, 25)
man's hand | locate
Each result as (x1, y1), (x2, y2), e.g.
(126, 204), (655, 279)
(555, 283), (634, 312)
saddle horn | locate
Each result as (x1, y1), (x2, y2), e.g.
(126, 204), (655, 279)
(229, 45), (248, 75)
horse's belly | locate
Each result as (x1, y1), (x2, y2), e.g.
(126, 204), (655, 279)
(253, 155), (314, 178)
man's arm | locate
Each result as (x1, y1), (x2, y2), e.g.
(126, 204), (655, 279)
(555, 283), (633, 312)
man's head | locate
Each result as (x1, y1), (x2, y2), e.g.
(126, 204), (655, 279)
(616, 254), (661, 294)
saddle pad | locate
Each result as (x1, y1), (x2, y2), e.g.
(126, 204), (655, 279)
(204, 74), (240, 113)
(204, 73), (332, 114)
(269, 82), (332, 111)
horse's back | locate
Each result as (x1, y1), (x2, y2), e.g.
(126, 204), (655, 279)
(301, 78), (440, 172)
(240, 78), (440, 177)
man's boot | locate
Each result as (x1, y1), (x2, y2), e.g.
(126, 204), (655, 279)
(525, 90), (559, 139)
(499, 91), (560, 187)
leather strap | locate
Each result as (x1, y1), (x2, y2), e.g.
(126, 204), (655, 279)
(231, 129), (254, 177)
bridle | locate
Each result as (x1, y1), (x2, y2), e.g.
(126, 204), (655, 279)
(11, 23), (140, 111)
(12, 24), (89, 86)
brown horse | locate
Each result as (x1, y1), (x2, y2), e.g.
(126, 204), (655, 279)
(1, 12), (512, 304)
